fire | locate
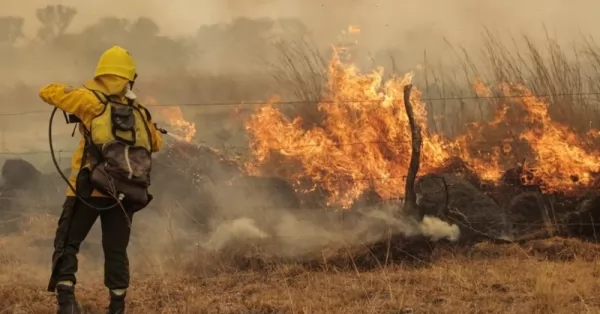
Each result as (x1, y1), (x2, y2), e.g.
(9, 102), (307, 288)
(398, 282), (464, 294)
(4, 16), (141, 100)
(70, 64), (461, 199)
(143, 97), (197, 143)
(136, 38), (600, 209)
(456, 81), (600, 194)
(500, 83), (600, 193)
(347, 25), (360, 34)
(244, 48), (600, 208)
(245, 49), (454, 208)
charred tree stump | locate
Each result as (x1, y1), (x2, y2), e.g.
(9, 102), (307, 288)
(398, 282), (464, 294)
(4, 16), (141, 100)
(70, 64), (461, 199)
(402, 84), (423, 220)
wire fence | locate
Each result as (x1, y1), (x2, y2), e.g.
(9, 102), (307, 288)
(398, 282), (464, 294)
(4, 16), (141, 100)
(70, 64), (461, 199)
(2, 90), (600, 117)
(1, 91), (599, 173)
(0, 137), (597, 155)
(1, 92), (599, 243)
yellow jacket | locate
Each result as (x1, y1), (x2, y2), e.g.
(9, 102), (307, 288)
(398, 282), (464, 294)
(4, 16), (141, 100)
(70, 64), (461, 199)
(40, 75), (164, 197)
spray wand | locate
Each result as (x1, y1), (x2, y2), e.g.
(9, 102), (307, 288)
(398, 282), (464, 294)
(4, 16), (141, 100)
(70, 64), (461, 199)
(152, 124), (192, 142)
(154, 123), (168, 135)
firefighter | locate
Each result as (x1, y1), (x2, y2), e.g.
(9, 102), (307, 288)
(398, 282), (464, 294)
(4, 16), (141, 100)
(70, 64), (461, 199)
(39, 45), (164, 314)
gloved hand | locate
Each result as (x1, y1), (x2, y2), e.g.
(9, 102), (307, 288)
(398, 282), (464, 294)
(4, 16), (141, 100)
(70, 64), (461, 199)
(63, 111), (81, 124)
(154, 123), (167, 134)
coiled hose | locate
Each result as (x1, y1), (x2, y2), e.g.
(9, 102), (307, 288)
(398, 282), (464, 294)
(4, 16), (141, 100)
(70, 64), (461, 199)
(48, 107), (118, 210)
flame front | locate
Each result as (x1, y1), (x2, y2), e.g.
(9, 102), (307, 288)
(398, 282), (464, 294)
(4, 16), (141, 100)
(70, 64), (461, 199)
(138, 43), (600, 208)
(244, 49), (600, 208)
(144, 97), (197, 143)
(501, 83), (600, 193)
(245, 50), (453, 208)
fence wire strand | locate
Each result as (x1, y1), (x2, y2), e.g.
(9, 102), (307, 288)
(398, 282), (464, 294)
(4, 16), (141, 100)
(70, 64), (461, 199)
(0, 91), (599, 193)
(2, 90), (600, 116)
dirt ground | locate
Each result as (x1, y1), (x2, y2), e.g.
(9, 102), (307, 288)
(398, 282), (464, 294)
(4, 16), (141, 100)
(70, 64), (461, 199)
(1, 213), (599, 314)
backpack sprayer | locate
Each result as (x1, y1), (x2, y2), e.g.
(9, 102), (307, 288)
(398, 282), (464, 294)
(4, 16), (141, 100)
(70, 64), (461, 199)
(47, 108), (170, 210)
(46, 107), (173, 292)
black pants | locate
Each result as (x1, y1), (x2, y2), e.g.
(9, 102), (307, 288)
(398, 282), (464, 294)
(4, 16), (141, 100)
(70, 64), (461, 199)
(49, 196), (134, 291)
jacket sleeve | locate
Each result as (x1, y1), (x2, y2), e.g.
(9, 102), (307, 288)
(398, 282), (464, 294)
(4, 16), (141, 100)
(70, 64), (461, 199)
(39, 83), (103, 122)
(149, 122), (164, 153)
(140, 106), (164, 152)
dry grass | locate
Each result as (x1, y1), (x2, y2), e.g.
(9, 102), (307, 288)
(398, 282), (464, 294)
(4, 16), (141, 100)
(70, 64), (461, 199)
(1, 214), (600, 313)
(413, 30), (600, 137)
(2, 239), (600, 313)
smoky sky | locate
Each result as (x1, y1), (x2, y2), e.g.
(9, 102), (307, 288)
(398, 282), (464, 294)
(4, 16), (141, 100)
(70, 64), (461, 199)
(2, 0), (599, 49)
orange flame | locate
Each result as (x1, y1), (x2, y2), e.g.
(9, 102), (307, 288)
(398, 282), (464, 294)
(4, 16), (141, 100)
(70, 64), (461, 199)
(245, 50), (453, 208)
(348, 25), (360, 34)
(143, 97), (196, 143)
(244, 48), (600, 208)
(502, 83), (600, 193)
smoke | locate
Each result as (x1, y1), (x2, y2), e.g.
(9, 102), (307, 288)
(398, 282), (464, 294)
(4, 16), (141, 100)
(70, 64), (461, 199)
(202, 217), (268, 251)
(3, 1), (598, 54)
(420, 216), (460, 242)
(6, 0), (599, 40)
(0, 0), (597, 89)
(191, 198), (460, 258)
(0, 0), (596, 278)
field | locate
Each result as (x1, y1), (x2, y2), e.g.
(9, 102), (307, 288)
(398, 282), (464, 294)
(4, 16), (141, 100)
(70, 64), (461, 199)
(2, 30), (600, 314)
(2, 213), (600, 314)
(2, 225), (600, 313)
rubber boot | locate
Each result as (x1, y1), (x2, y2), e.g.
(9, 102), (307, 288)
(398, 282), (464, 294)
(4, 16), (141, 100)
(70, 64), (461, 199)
(56, 283), (81, 314)
(107, 289), (126, 314)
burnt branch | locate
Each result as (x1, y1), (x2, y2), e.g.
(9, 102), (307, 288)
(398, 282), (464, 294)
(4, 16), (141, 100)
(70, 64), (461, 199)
(402, 84), (423, 220)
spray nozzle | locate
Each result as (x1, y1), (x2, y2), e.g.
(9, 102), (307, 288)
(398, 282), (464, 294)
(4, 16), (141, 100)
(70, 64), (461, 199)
(154, 123), (168, 134)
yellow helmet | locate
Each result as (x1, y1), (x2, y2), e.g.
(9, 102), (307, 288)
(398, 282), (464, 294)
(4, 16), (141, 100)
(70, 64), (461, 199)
(94, 46), (137, 81)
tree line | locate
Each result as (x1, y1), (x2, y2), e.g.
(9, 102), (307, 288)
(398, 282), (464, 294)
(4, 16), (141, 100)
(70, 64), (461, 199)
(0, 4), (313, 80)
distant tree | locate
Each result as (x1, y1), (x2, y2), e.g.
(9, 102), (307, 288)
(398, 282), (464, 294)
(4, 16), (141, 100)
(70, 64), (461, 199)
(35, 5), (77, 41)
(130, 17), (159, 38)
(195, 17), (311, 71)
(73, 16), (193, 75)
(230, 17), (275, 43)
(0, 16), (24, 44)
(274, 18), (312, 39)
(80, 16), (130, 44)
(196, 17), (275, 59)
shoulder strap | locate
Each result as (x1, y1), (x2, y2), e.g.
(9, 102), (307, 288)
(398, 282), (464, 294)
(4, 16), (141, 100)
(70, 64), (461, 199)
(133, 100), (152, 122)
(130, 100), (156, 152)
(143, 106), (152, 122)
(90, 89), (108, 105)
(79, 88), (111, 164)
